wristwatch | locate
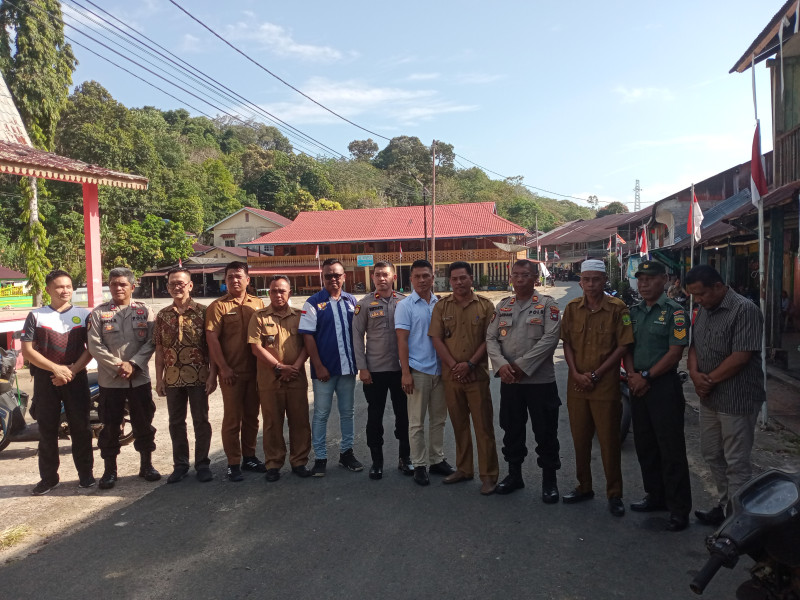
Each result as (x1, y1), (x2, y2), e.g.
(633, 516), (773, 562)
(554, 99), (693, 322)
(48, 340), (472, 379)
(641, 370), (651, 382)
(467, 361), (476, 371)
(274, 364), (282, 376)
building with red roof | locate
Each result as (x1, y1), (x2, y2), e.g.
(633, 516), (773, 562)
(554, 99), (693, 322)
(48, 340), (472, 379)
(240, 202), (527, 293)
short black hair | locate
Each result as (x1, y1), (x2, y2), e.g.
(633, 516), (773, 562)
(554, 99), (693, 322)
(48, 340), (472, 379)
(45, 269), (72, 286)
(411, 259), (432, 272)
(512, 259), (536, 274)
(166, 267), (191, 280)
(270, 274), (291, 288)
(322, 258), (342, 268)
(448, 261), (472, 276)
(225, 261), (249, 276)
(373, 261), (394, 272)
(685, 264), (724, 288)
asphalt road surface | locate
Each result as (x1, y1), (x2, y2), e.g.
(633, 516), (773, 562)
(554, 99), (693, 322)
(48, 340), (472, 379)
(0, 284), (750, 599)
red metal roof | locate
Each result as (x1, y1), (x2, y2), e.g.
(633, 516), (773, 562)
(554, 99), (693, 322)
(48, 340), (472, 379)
(248, 266), (321, 275)
(0, 265), (26, 279)
(535, 207), (651, 245)
(242, 202), (525, 246)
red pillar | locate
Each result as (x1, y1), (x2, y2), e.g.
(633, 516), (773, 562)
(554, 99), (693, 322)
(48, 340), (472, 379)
(83, 183), (102, 308)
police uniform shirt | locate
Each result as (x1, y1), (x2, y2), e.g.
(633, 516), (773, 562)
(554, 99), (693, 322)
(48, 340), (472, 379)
(560, 294), (634, 399)
(352, 291), (405, 373)
(205, 293), (265, 376)
(247, 305), (307, 390)
(630, 293), (688, 372)
(486, 293), (561, 384)
(429, 292), (495, 381)
(87, 301), (156, 388)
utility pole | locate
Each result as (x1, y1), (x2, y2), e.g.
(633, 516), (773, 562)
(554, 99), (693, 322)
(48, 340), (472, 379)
(633, 179), (642, 211)
(431, 140), (437, 278)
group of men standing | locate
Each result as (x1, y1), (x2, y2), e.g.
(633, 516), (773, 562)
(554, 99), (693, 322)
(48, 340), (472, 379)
(23, 256), (765, 535)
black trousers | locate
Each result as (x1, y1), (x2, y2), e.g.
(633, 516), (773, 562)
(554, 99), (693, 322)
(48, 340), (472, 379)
(631, 371), (692, 516)
(33, 368), (93, 483)
(98, 383), (156, 459)
(499, 381), (561, 471)
(166, 385), (211, 470)
(363, 371), (410, 459)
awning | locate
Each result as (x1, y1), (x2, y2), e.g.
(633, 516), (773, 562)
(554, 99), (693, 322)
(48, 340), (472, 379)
(140, 266), (224, 278)
(248, 266), (321, 276)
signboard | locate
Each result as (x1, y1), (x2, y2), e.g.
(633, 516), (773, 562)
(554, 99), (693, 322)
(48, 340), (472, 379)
(357, 255), (374, 267)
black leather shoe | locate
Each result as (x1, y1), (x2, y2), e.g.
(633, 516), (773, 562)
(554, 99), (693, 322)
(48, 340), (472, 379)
(630, 495), (668, 512)
(542, 482), (560, 504)
(666, 513), (690, 532)
(167, 467), (189, 484)
(562, 488), (595, 504)
(413, 466), (430, 486)
(495, 473), (525, 495)
(265, 468), (281, 482)
(139, 465), (162, 482)
(609, 497), (625, 517)
(695, 505), (725, 527)
(428, 460), (455, 476)
(291, 465), (312, 478)
(398, 457), (414, 476)
(98, 470), (117, 490)
(369, 463), (383, 480)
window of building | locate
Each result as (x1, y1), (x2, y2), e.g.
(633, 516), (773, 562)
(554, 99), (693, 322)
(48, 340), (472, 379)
(245, 212), (250, 222)
(224, 239), (235, 247)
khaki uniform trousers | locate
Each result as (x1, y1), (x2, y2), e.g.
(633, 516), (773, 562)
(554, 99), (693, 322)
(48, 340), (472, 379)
(407, 370), (447, 468)
(219, 375), (260, 464)
(443, 378), (499, 482)
(566, 393), (622, 499)
(259, 384), (311, 469)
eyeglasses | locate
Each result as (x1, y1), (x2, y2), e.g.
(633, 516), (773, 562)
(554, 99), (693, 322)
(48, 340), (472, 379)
(167, 281), (190, 289)
(323, 273), (344, 280)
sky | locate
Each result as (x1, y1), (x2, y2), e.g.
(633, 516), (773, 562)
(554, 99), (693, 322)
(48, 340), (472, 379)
(61, 0), (778, 210)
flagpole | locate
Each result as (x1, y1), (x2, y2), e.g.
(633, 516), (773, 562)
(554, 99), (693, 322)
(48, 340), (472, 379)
(689, 184), (696, 346)
(758, 181), (768, 427)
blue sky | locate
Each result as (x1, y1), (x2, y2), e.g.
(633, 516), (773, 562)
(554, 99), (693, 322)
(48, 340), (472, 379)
(63, 1), (776, 210)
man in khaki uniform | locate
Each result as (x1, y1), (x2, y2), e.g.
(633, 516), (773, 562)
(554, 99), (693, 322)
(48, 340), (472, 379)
(248, 275), (312, 482)
(430, 261), (499, 495)
(206, 261), (265, 481)
(88, 267), (158, 490)
(560, 259), (634, 517)
(352, 261), (412, 480)
(486, 259), (562, 504)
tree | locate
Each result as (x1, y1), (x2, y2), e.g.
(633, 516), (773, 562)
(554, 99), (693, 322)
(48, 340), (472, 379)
(348, 138), (379, 161)
(0, 0), (77, 304)
(596, 201), (629, 218)
(104, 214), (194, 275)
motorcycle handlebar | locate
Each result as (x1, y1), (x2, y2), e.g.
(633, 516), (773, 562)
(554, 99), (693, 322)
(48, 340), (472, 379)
(690, 554), (725, 595)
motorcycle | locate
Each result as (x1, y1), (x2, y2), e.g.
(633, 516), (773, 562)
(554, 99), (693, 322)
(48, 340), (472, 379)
(0, 349), (134, 452)
(690, 469), (800, 598)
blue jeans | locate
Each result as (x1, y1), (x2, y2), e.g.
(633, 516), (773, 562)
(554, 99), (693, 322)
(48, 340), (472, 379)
(312, 375), (356, 459)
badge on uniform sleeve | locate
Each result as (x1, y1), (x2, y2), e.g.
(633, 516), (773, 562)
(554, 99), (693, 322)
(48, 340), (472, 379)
(532, 296), (538, 303)
(354, 305), (361, 315)
(137, 309), (144, 315)
(674, 314), (686, 327)
(550, 306), (559, 321)
(674, 328), (687, 340)
(509, 298), (515, 305)
(72, 316), (81, 324)
(622, 314), (632, 326)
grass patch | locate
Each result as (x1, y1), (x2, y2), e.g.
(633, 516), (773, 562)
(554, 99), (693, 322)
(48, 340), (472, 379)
(0, 525), (31, 550)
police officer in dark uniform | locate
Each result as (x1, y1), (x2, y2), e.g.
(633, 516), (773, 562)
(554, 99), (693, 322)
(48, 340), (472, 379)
(352, 261), (412, 479)
(623, 260), (692, 531)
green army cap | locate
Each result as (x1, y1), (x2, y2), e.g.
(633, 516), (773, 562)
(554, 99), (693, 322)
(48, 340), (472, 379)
(635, 260), (666, 277)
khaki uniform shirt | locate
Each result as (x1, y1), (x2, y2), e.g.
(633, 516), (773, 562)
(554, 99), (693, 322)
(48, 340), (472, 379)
(153, 300), (210, 387)
(428, 293), (495, 381)
(630, 293), (688, 371)
(560, 294), (634, 400)
(352, 291), (405, 373)
(88, 301), (156, 388)
(205, 293), (264, 377)
(486, 292), (561, 384)
(247, 305), (307, 391)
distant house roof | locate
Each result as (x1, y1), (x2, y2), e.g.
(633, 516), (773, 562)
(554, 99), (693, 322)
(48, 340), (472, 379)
(670, 189), (753, 250)
(205, 207), (292, 233)
(241, 202), (526, 246)
(192, 244), (249, 258)
(535, 207), (650, 245)
(0, 265), (25, 279)
(731, 0), (798, 73)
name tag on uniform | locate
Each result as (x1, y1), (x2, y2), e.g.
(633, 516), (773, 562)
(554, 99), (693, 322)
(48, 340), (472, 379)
(529, 318), (543, 325)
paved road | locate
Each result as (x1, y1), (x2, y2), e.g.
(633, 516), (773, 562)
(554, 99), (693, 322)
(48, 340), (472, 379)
(0, 284), (753, 599)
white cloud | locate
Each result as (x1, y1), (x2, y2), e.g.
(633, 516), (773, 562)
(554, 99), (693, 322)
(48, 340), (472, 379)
(224, 21), (352, 62)
(614, 85), (675, 103)
(260, 77), (478, 126)
(180, 34), (201, 53)
(406, 73), (440, 81)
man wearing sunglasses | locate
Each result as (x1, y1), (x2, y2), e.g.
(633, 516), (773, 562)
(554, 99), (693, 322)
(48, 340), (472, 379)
(300, 258), (363, 476)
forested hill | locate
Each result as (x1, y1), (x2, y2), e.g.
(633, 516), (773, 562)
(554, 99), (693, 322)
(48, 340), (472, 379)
(0, 81), (594, 278)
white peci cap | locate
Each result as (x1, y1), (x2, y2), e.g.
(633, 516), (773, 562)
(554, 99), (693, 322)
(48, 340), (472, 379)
(580, 259), (606, 273)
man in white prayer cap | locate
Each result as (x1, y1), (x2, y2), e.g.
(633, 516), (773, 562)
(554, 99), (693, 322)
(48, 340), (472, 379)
(559, 259), (634, 517)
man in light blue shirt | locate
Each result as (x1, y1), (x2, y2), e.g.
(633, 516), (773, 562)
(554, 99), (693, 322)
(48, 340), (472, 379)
(395, 259), (455, 486)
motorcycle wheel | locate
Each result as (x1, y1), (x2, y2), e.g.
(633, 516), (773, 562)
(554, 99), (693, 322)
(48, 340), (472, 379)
(118, 404), (134, 446)
(620, 386), (632, 444)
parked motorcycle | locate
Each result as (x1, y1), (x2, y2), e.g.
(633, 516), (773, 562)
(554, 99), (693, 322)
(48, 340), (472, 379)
(0, 349), (134, 452)
(690, 469), (800, 598)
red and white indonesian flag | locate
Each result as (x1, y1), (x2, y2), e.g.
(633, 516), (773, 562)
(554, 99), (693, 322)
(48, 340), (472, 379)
(751, 121), (769, 208)
(639, 229), (648, 257)
(553, 249), (560, 260)
(688, 193), (704, 243)
(399, 243), (403, 260)
(615, 233), (626, 245)
(607, 236), (612, 251)
(315, 245), (320, 259)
